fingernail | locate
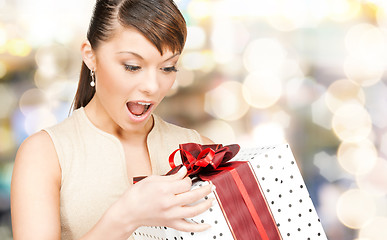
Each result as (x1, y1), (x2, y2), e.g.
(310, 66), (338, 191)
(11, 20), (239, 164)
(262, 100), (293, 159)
(186, 218), (199, 224)
(178, 165), (186, 173)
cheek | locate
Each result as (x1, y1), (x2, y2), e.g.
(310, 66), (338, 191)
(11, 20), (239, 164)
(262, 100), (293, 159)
(96, 65), (129, 97)
(160, 75), (177, 93)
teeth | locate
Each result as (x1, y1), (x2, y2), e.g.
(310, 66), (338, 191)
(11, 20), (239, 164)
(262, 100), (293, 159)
(137, 102), (151, 106)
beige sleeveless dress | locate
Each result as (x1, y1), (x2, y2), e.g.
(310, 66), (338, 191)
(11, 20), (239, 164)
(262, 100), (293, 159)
(44, 107), (202, 240)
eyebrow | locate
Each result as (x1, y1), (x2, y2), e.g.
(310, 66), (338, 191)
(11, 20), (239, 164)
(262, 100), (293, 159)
(116, 51), (180, 62)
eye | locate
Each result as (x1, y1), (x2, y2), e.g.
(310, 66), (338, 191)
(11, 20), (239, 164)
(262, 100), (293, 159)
(161, 66), (178, 73)
(124, 64), (141, 72)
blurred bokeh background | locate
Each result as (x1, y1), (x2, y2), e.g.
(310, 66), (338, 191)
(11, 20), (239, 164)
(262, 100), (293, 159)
(1, 0), (387, 239)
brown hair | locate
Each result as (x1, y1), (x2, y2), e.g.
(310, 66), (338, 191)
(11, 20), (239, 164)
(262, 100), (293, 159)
(72, 0), (187, 111)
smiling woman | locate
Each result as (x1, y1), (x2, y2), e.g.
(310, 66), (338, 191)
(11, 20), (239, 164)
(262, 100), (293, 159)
(10, 1), (214, 240)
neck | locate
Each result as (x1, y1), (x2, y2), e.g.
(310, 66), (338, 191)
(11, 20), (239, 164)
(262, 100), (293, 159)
(83, 97), (154, 143)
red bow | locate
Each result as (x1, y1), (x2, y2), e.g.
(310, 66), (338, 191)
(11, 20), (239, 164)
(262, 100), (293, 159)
(167, 143), (240, 177)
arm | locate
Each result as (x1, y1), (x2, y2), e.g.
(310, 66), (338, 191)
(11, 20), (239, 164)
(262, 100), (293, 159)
(12, 132), (214, 240)
(11, 131), (62, 240)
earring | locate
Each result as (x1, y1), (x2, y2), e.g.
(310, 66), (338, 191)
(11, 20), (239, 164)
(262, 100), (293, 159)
(90, 70), (95, 87)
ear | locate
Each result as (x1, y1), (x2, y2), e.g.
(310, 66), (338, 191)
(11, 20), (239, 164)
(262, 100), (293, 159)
(81, 40), (96, 71)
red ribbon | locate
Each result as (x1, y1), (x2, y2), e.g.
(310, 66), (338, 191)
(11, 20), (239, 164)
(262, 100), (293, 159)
(167, 143), (240, 176)
(218, 166), (270, 240)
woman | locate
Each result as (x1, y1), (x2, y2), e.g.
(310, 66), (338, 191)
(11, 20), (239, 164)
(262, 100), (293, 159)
(11, 0), (214, 239)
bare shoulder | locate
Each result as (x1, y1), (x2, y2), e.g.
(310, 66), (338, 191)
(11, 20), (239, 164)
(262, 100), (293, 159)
(13, 130), (61, 184)
(15, 131), (59, 169)
(18, 130), (55, 152)
(11, 130), (61, 239)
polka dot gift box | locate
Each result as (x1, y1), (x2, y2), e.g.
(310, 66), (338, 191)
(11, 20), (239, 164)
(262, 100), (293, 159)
(133, 143), (327, 240)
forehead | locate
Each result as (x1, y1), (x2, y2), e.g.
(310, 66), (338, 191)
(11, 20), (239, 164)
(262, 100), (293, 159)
(98, 25), (176, 59)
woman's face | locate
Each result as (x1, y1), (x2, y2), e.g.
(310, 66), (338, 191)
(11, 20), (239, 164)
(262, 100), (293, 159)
(91, 26), (179, 134)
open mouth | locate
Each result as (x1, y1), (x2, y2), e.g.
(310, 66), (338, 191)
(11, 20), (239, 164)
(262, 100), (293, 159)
(127, 101), (153, 117)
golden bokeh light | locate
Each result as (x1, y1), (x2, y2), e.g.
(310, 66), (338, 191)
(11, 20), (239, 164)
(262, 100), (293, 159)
(356, 157), (387, 196)
(282, 59), (305, 80)
(24, 108), (57, 135)
(272, 109), (291, 128)
(185, 26), (206, 50)
(266, 0), (327, 31)
(0, 84), (16, 119)
(358, 217), (387, 240)
(44, 80), (77, 105)
(0, 125), (13, 154)
(345, 23), (386, 65)
(181, 50), (215, 72)
(0, 61), (7, 79)
(337, 139), (378, 175)
(35, 44), (70, 77)
(204, 81), (250, 121)
(376, 5), (387, 28)
(267, 15), (298, 32)
(197, 119), (236, 144)
(7, 38), (31, 57)
(343, 56), (384, 87)
(0, 26), (7, 53)
(0, 44), (5, 54)
(327, 0), (361, 22)
(243, 38), (286, 75)
(217, 55), (244, 76)
(325, 79), (365, 113)
(19, 88), (48, 116)
(252, 122), (286, 145)
(336, 189), (376, 229)
(0, 27), (6, 44)
(16, 0), (92, 46)
(34, 69), (69, 90)
(332, 103), (372, 142)
(345, 23), (372, 54)
(34, 69), (53, 89)
(211, 17), (248, 64)
(209, 0), (274, 18)
(199, 50), (216, 73)
(285, 77), (323, 109)
(187, 0), (213, 20)
(242, 74), (282, 109)
(311, 95), (333, 130)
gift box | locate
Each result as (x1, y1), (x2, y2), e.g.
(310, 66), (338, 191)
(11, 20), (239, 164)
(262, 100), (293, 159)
(133, 143), (327, 240)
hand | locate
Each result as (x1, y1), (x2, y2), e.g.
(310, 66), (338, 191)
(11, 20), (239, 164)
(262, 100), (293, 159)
(112, 166), (214, 233)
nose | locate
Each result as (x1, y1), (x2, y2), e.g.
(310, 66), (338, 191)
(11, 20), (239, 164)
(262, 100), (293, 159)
(139, 69), (159, 95)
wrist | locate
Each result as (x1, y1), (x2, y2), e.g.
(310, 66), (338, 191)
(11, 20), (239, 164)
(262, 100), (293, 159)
(80, 200), (138, 240)
(107, 199), (139, 236)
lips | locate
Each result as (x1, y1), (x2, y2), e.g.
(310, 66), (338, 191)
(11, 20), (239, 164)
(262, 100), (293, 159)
(127, 101), (153, 117)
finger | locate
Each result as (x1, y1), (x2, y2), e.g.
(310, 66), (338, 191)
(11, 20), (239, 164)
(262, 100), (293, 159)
(141, 166), (187, 184)
(179, 197), (215, 219)
(164, 166), (187, 181)
(175, 183), (214, 206)
(167, 195), (214, 220)
(168, 219), (211, 233)
(165, 177), (192, 195)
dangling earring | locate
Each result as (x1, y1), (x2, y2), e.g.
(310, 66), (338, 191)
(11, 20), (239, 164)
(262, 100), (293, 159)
(90, 70), (96, 87)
